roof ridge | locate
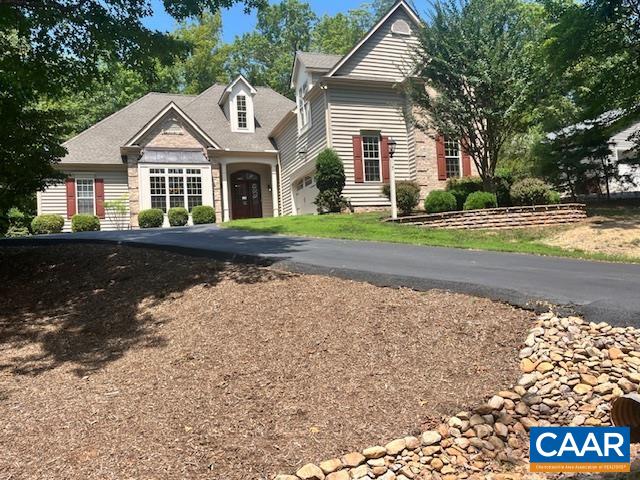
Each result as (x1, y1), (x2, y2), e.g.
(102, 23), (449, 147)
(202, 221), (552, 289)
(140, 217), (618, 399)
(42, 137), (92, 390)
(63, 92), (191, 146)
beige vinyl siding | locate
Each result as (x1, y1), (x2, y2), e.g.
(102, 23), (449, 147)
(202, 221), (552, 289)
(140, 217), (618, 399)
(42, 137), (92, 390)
(329, 84), (413, 207)
(38, 168), (130, 232)
(334, 8), (419, 80)
(274, 90), (327, 215)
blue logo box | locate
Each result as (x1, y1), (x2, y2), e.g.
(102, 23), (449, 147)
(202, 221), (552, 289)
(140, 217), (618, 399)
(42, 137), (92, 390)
(530, 426), (630, 473)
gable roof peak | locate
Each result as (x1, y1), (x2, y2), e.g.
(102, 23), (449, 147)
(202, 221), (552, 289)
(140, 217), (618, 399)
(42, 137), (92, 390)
(218, 74), (257, 106)
(326, 0), (421, 78)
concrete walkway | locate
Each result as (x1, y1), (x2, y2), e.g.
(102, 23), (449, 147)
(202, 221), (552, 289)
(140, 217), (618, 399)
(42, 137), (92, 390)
(3, 225), (640, 326)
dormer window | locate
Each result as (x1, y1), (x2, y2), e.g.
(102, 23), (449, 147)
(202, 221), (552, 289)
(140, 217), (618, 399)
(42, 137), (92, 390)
(219, 75), (257, 133)
(237, 95), (247, 129)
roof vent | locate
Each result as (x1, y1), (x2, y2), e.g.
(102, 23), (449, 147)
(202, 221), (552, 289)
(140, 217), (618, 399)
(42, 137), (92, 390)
(391, 19), (411, 35)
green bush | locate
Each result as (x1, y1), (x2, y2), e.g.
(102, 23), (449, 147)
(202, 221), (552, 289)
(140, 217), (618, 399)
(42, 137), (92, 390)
(71, 214), (100, 232)
(494, 169), (515, 207)
(510, 178), (555, 206)
(314, 190), (347, 213)
(7, 207), (30, 229)
(31, 214), (64, 234)
(314, 148), (346, 213)
(445, 176), (483, 209)
(547, 190), (561, 204)
(382, 181), (421, 216)
(168, 207), (188, 226)
(5, 226), (30, 237)
(191, 205), (216, 224)
(138, 208), (164, 228)
(424, 190), (458, 213)
(463, 191), (498, 210)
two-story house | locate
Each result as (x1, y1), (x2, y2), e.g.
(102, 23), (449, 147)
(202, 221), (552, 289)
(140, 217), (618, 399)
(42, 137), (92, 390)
(38, 0), (476, 230)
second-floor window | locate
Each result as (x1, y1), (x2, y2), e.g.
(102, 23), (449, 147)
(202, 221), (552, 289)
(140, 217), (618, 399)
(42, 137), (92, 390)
(362, 135), (382, 182)
(444, 138), (461, 178)
(297, 82), (310, 131)
(237, 95), (247, 129)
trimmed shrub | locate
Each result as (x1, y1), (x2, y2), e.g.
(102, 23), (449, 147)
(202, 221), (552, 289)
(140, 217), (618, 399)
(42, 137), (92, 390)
(548, 190), (561, 204)
(315, 190), (347, 213)
(494, 169), (515, 207)
(191, 205), (216, 224)
(5, 226), (30, 237)
(510, 178), (554, 206)
(314, 148), (346, 213)
(71, 214), (101, 232)
(424, 190), (457, 213)
(168, 207), (188, 226)
(138, 208), (164, 228)
(463, 191), (498, 210)
(382, 181), (421, 216)
(446, 176), (483, 209)
(31, 214), (64, 234)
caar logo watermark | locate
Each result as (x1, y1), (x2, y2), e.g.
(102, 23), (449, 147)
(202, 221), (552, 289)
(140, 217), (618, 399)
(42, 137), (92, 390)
(530, 426), (630, 473)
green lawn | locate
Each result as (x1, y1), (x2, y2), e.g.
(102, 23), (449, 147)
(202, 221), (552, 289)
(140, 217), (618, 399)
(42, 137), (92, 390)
(226, 212), (640, 263)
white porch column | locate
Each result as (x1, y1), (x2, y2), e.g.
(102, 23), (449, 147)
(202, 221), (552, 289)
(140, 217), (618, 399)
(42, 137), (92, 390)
(270, 162), (279, 217)
(221, 161), (230, 222)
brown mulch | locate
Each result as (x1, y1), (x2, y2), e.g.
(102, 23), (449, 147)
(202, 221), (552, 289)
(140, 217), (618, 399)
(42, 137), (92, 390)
(0, 245), (534, 480)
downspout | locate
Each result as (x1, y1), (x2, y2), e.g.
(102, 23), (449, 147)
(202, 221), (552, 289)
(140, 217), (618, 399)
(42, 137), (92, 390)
(277, 151), (283, 217)
(322, 82), (332, 149)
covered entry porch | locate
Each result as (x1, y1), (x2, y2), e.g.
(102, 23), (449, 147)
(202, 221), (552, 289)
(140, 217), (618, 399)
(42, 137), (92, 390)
(215, 154), (279, 222)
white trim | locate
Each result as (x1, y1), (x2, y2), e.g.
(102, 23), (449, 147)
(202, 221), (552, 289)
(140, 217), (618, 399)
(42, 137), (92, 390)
(444, 137), (463, 179)
(218, 74), (257, 106)
(75, 177), (96, 215)
(125, 102), (222, 150)
(361, 134), (383, 183)
(326, 1), (422, 78)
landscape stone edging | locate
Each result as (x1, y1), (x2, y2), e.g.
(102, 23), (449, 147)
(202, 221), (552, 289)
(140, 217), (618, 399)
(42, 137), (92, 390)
(387, 204), (587, 230)
(275, 312), (640, 480)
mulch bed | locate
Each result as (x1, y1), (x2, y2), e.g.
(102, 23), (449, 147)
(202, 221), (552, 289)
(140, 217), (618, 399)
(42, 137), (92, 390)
(0, 245), (534, 480)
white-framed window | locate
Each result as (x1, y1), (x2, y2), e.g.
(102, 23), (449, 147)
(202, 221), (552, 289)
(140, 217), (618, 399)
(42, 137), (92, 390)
(76, 178), (95, 214)
(296, 82), (311, 132)
(237, 95), (247, 129)
(444, 138), (462, 178)
(148, 167), (203, 212)
(362, 135), (382, 182)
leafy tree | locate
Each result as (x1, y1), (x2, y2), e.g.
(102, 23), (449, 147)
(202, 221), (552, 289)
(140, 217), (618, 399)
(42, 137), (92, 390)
(410, 0), (547, 192)
(312, 12), (368, 55)
(226, 0), (317, 96)
(1, 0), (265, 214)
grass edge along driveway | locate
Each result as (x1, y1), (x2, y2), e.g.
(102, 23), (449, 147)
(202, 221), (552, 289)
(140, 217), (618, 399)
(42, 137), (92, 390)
(226, 212), (640, 264)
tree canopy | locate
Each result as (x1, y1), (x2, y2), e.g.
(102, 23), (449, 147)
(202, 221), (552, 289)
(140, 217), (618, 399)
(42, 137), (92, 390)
(410, 0), (548, 190)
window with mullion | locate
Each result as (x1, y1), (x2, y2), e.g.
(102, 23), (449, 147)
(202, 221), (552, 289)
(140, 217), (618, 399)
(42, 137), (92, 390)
(444, 138), (461, 178)
(168, 176), (184, 208)
(150, 175), (167, 212)
(362, 135), (382, 182)
(76, 178), (95, 214)
(237, 95), (247, 129)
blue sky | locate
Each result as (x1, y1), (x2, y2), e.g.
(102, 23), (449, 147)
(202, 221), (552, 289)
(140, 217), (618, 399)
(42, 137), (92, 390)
(145, 0), (373, 43)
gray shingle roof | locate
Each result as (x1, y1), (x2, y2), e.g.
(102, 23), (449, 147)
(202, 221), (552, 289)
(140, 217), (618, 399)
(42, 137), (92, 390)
(61, 85), (295, 165)
(296, 51), (342, 71)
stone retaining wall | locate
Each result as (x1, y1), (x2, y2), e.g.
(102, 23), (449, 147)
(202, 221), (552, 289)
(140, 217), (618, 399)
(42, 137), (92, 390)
(275, 313), (640, 480)
(387, 204), (587, 230)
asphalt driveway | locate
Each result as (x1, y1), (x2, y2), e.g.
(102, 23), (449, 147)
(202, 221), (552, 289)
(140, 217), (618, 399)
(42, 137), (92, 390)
(3, 224), (640, 326)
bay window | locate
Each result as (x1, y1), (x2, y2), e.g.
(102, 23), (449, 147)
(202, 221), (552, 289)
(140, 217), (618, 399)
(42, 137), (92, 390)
(148, 168), (203, 212)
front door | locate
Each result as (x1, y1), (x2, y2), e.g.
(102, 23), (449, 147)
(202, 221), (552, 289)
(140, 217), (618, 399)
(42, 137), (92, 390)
(230, 170), (263, 219)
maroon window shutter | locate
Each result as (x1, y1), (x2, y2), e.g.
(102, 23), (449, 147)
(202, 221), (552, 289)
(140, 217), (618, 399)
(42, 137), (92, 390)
(95, 178), (105, 218)
(380, 136), (390, 183)
(436, 135), (447, 181)
(353, 135), (364, 183)
(66, 177), (76, 218)
(461, 149), (472, 177)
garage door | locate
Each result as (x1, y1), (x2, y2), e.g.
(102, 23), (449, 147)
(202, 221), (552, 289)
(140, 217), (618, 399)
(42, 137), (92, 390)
(293, 174), (318, 215)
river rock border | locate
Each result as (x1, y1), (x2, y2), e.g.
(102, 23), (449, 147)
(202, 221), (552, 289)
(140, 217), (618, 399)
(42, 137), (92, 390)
(275, 313), (640, 480)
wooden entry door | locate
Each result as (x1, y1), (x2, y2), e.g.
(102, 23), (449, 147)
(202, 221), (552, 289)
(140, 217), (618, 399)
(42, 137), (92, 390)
(230, 170), (262, 219)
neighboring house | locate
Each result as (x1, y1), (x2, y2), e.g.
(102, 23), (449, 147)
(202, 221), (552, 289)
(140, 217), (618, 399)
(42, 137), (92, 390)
(607, 120), (640, 195)
(38, 0), (477, 230)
